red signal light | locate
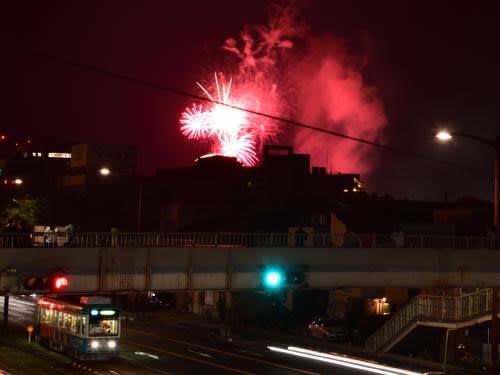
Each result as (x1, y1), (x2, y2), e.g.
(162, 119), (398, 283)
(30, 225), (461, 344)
(52, 275), (69, 291)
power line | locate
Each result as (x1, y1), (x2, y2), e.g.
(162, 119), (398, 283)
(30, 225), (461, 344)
(25, 50), (477, 172)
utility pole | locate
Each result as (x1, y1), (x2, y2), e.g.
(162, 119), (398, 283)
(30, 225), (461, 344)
(137, 182), (143, 232)
(492, 288), (498, 371)
(3, 295), (9, 329)
(494, 138), (499, 228)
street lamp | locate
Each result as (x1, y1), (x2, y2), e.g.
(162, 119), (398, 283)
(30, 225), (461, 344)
(99, 167), (111, 176)
(435, 130), (453, 142)
(435, 129), (500, 228)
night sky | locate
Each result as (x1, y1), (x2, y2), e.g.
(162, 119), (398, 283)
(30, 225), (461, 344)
(3, 1), (499, 202)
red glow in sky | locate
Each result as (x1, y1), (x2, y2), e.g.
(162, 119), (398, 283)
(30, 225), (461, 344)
(180, 2), (387, 173)
(292, 39), (387, 174)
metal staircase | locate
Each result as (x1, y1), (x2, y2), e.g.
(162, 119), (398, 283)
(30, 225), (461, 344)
(365, 288), (496, 353)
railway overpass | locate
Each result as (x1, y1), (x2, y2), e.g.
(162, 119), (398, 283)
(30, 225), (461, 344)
(1, 232), (500, 294)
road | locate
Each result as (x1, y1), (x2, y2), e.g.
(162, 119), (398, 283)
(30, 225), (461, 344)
(0, 296), (425, 375)
(0, 295), (37, 327)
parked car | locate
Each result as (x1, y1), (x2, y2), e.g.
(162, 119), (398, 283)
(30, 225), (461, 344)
(307, 316), (348, 342)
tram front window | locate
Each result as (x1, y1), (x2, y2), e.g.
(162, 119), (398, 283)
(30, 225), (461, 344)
(89, 318), (118, 336)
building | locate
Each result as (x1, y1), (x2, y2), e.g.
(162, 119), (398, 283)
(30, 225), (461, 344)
(62, 144), (138, 189)
(0, 148), (71, 195)
(155, 145), (364, 232)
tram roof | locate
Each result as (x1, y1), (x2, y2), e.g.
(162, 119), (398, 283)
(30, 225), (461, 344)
(37, 296), (120, 315)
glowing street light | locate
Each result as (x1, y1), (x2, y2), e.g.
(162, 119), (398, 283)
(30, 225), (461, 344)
(435, 130), (453, 142)
(13, 178), (23, 185)
(99, 167), (111, 176)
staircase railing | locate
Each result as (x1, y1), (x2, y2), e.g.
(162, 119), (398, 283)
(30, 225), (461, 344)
(365, 288), (492, 353)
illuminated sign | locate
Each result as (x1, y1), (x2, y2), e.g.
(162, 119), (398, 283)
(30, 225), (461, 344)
(48, 152), (71, 159)
(100, 310), (115, 316)
(90, 309), (99, 316)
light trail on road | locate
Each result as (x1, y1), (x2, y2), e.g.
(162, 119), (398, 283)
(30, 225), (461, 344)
(125, 327), (319, 375)
(268, 346), (425, 375)
(131, 341), (253, 375)
(0, 296), (37, 326)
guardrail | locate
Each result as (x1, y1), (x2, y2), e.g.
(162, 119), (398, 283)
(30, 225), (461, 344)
(1, 232), (500, 249)
(365, 288), (493, 353)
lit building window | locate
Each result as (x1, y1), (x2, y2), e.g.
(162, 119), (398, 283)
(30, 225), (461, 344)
(48, 152), (71, 159)
(367, 297), (390, 315)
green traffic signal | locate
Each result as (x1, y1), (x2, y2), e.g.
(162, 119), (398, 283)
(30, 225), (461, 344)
(264, 269), (284, 288)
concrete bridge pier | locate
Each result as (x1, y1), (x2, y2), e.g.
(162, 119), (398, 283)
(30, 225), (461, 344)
(192, 290), (201, 314)
(284, 289), (294, 311)
(188, 290), (233, 320)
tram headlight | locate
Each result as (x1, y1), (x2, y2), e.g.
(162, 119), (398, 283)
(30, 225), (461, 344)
(108, 340), (116, 349)
(90, 340), (100, 349)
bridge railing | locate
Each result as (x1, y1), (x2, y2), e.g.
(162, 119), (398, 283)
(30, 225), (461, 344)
(0, 232), (499, 249)
(365, 288), (493, 353)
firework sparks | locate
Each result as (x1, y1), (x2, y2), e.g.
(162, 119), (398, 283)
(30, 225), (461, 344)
(180, 73), (273, 166)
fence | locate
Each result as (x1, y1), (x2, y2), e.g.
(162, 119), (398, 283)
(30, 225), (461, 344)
(1, 231), (500, 249)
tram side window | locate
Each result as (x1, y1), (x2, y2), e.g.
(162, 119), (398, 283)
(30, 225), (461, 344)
(39, 308), (48, 324)
(39, 308), (80, 330)
(50, 309), (57, 325)
(81, 316), (87, 336)
(64, 312), (72, 331)
(70, 315), (81, 335)
(48, 309), (55, 325)
(40, 308), (57, 325)
(58, 311), (64, 328)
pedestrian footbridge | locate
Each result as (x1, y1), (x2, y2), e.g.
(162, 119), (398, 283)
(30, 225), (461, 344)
(365, 288), (499, 353)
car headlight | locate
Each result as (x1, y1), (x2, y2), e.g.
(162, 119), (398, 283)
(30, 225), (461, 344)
(108, 340), (116, 349)
(91, 340), (100, 349)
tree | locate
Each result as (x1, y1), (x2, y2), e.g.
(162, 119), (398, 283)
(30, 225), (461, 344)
(1, 195), (49, 229)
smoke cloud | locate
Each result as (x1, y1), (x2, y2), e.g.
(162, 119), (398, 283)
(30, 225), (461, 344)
(291, 37), (387, 174)
(223, 1), (387, 175)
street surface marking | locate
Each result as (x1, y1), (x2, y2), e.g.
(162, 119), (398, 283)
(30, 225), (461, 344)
(237, 349), (264, 358)
(132, 341), (253, 375)
(135, 351), (160, 360)
(126, 328), (319, 375)
(187, 349), (213, 358)
(118, 354), (173, 375)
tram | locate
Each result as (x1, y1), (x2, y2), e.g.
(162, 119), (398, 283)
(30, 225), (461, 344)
(36, 295), (120, 360)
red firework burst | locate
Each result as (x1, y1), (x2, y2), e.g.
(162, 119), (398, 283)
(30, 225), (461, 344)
(180, 73), (276, 166)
